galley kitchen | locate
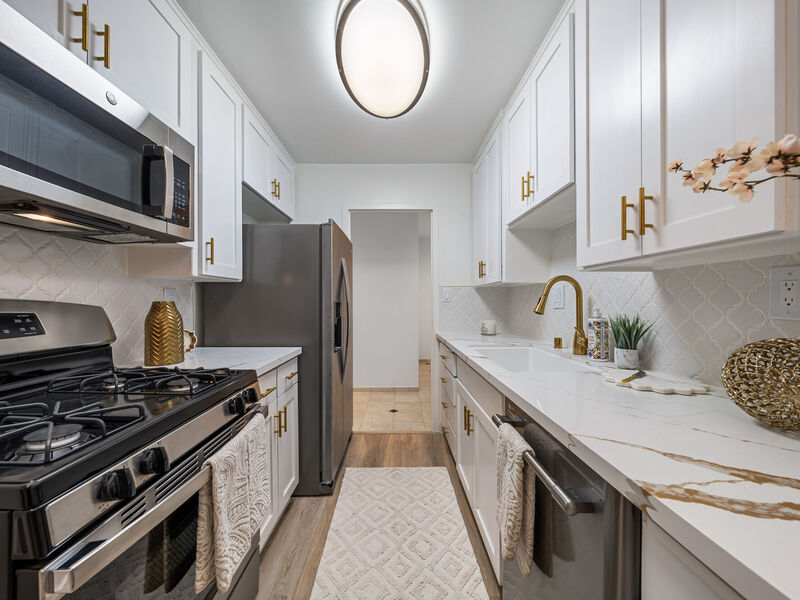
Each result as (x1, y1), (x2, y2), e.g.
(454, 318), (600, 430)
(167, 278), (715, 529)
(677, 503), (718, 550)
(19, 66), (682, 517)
(0, 1), (799, 599)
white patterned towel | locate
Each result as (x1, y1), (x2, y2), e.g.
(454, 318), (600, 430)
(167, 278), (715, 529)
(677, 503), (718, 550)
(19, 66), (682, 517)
(496, 423), (535, 576)
(195, 413), (271, 594)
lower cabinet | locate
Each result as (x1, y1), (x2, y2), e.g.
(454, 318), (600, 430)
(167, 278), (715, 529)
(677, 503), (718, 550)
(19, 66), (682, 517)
(257, 362), (300, 551)
(454, 378), (503, 582)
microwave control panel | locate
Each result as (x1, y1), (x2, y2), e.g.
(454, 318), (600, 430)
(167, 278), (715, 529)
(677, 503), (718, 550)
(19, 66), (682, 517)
(171, 159), (191, 228)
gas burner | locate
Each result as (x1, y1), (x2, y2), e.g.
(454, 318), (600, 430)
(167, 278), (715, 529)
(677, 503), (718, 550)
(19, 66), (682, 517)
(165, 378), (200, 393)
(23, 423), (83, 452)
(101, 377), (126, 391)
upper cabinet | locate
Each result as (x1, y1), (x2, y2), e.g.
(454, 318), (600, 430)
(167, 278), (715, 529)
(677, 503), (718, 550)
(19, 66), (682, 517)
(198, 50), (242, 280)
(472, 129), (502, 285)
(577, 0), (800, 270)
(504, 11), (575, 230)
(243, 106), (276, 203)
(4, 0), (89, 61)
(272, 148), (296, 221)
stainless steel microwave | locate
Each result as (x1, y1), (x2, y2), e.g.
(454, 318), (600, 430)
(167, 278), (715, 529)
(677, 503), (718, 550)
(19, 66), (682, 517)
(0, 3), (193, 244)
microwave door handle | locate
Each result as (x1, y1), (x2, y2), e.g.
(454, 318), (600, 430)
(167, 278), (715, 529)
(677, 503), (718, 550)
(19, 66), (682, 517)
(40, 465), (210, 596)
(161, 145), (174, 220)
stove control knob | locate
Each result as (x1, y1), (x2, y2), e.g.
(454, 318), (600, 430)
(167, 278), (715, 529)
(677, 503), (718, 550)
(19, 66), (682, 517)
(228, 394), (247, 416)
(97, 468), (135, 502)
(242, 388), (258, 405)
(139, 446), (170, 475)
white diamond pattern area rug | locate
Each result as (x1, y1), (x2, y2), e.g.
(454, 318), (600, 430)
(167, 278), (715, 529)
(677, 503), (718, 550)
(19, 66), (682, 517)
(310, 467), (489, 599)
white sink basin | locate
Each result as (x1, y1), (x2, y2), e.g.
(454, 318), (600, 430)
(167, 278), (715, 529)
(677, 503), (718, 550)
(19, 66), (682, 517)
(472, 346), (596, 374)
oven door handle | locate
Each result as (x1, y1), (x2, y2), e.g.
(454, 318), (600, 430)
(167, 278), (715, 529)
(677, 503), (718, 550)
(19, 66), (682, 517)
(492, 414), (594, 516)
(40, 465), (210, 597)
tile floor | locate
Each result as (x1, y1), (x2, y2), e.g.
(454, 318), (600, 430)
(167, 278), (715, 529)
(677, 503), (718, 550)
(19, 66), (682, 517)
(353, 360), (432, 431)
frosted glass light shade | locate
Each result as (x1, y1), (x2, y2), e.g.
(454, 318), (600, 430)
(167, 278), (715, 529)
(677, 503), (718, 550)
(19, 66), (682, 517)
(336, 0), (429, 118)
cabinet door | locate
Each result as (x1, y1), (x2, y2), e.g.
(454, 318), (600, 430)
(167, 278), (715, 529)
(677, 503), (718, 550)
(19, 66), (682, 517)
(277, 385), (299, 512)
(530, 13), (574, 205)
(89, 0), (193, 139)
(455, 380), (475, 503)
(5, 0), (88, 61)
(505, 84), (533, 224)
(198, 51), (242, 280)
(259, 396), (280, 551)
(242, 106), (275, 202)
(472, 154), (488, 285)
(577, 0), (642, 267)
(472, 403), (502, 582)
(484, 129), (502, 284)
(273, 149), (295, 220)
(640, 0), (785, 256)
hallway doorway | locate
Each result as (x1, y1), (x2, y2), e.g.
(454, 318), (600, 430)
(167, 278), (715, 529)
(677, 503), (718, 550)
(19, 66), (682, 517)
(349, 210), (433, 432)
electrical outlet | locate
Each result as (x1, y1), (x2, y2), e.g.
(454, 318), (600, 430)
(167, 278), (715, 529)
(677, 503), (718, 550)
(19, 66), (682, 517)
(552, 283), (566, 309)
(442, 288), (452, 303)
(769, 266), (800, 320)
(163, 287), (178, 304)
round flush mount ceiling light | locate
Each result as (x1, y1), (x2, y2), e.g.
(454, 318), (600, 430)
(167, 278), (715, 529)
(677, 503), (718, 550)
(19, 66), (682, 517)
(336, 0), (430, 119)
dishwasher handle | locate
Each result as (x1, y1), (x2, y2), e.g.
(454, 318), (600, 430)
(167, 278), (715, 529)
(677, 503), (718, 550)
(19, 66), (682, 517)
(493, 413), (595, 516)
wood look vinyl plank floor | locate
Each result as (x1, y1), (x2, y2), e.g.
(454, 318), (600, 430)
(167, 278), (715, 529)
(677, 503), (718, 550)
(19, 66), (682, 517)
(257, 432), (502, 600)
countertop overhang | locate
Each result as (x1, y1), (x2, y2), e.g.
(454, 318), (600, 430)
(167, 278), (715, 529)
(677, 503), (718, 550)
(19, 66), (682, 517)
(437, 331), (800, 600)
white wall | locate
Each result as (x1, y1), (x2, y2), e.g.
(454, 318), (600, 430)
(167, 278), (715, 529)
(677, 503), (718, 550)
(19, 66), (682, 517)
(294, 164), (473, 287)
(351, 212), (420, 388)
(418, 228), (432, 360)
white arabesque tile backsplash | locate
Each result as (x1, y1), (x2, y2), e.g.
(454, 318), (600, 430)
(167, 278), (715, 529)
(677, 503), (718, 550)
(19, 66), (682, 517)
(440, 223), (800, 385)
(0, 225), (194, 365)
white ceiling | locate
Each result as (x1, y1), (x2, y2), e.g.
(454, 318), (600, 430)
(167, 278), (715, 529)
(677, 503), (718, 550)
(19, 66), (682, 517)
(177, 0), (563, 163)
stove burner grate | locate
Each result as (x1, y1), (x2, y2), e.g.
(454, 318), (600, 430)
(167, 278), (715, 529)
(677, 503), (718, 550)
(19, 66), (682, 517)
(47, 367), (232, 396)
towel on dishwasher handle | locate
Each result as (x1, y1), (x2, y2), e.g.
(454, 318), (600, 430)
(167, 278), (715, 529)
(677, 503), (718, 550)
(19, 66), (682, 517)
(195, 413), (271, 594)
(496, 423), (536, 576)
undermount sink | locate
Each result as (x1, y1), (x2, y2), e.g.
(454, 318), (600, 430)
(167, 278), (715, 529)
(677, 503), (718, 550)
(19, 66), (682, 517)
(471, 346), (596, 374)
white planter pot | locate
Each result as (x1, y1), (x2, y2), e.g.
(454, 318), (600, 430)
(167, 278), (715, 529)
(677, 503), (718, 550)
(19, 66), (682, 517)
(614, 348), (639, 369)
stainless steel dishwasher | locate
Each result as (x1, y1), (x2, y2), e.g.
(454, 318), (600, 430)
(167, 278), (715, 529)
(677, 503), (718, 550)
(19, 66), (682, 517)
(495, 399), (641, 600)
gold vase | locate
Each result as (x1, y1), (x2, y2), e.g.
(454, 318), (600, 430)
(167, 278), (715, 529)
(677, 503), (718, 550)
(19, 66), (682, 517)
(144, 301), (184, 366)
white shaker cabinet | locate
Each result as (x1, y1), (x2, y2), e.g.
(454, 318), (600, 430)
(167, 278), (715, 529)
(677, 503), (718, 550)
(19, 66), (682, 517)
(472, 130), (502, 286)
(471, 400), (502, 581)
(3, 0), (89, 61)
(472, 154), (488, 285)
(87, 0), (194, 141)
(577, 0), (799, 269)
(242, 105), (275, 203)
(455, 380), (476, 503)
(198, 50), (242, 280)
(505, 84), (533, 224)
(276, 384), (299, 513)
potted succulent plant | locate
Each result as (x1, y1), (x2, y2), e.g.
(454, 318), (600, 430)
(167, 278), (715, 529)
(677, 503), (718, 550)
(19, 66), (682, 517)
(609, 314), (654, 369)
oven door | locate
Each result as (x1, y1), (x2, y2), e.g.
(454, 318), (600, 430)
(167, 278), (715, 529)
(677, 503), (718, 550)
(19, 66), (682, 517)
(0, 3), (193, 244)
(17, 467), (258, 600)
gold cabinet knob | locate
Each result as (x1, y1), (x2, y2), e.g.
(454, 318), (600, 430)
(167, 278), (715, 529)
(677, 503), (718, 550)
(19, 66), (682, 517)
(440, 354), (448, 361)
(441, 401), (449, 409)
(440, 377), (448, 384)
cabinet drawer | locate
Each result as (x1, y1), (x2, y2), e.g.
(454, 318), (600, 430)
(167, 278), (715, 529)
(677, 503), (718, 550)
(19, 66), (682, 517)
(277, 358), (299, 396)
(438, 341), (457, 376)
(257, 369), (278, 403)
(438, 367), (457, 429)
(457, 358), (503, 417)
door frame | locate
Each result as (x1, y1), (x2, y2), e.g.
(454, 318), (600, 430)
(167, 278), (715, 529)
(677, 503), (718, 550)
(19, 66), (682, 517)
(343, 206), (437, 432)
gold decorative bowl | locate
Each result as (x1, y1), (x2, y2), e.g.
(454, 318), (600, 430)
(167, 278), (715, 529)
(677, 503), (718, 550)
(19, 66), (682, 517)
(721, 338), (800, 431)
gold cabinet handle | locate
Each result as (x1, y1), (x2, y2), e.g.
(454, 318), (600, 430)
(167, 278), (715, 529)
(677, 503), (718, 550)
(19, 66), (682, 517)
(440, 377), (448, 384)
(440, 354), (448, 361)
(271, 179), (277, 198)
(520, 175), (527, 202)
(525, 171), (535, 199)
(463, 405), (468, 432)
(441, 401), (449, 409)
(442, 425), (449, 435)
(274, 410), (283, 437)
(284, 371), (298, 380)
(639, 187), (654, 235)
(276, 180), (281, 200)
(259, 386), (277, 399)
(71, 3), (89, 51)
(478, 260), (486, 278)
(205, 237), (215, 264)
(94, 24), (110, 69)
(281, 406), (288, 433)
(621, 196), (635, 240)
(466, 409), (474, 436)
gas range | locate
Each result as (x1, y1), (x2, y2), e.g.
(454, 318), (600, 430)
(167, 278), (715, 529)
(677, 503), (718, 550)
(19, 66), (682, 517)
(0, 300), (262, 599)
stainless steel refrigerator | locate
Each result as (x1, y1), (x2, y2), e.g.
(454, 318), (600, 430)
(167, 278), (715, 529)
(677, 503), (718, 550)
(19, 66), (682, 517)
(201, 221), (353, 496)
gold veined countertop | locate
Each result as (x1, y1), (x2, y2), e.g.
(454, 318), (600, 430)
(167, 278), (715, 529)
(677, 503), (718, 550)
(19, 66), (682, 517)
(437, 331), (800, 600)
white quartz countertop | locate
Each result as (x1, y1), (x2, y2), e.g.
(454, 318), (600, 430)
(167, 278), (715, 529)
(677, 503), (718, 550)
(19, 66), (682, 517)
(437, 331), (800, 600)
(130, 347), (301, 376)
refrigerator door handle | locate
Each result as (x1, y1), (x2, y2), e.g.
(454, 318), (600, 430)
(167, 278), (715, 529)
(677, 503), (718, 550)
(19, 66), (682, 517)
(340, 257), (351, 377)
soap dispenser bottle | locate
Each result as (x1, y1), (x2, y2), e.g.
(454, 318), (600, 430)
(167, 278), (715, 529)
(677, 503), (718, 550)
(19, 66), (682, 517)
(587, 307), (610, 361)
